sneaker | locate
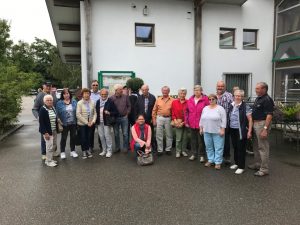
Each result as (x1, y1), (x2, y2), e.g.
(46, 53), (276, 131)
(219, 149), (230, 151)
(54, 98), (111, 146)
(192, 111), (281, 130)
(82, 151), (87, 159)
(235, 169), (244, 174)
(106, 152), (112, 158)
(182, 152), (188, 157)
(51, 160), (58, 163)
(248, 164), (260, 170)
(176, 153), (181, 158)
(246, 149), (254, 155)
(99, 151), (107, 157)
(70, 151), (78, 158)
(87, 150), (93, 158)
(199, 156), (205, 163)
(215, 164), (221, 170)
(60, 152), (66, 159)
(41, 155), (47, 160)
(204, 162), (211, 167)
(189, 155), (196, 161)
(45, 161), (57, 167)
(230, 164), (238, 170)
(223, 158), (231, 165)
(254, 170), (268, 177)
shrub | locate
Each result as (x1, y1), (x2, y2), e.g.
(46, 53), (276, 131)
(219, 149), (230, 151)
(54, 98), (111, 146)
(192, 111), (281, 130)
(126, 77), (144, 93)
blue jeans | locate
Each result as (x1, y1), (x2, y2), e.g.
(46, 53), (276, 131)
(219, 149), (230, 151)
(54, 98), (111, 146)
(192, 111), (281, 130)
(79, 125), (91, 152)
(203, 132), (224, 164)
(41, 134), (46, 155)
(113, 116), (129, 150)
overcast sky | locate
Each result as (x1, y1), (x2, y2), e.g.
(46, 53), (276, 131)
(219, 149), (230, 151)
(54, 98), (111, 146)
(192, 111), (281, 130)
(0, 0), (56, 45)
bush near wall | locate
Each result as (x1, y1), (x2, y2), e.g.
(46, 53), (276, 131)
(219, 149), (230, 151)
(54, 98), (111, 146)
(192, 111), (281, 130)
(0, 65), (41, 134)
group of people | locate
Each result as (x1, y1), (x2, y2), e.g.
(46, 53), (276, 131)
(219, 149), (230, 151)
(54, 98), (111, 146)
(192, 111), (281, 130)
(33, 80), (274, 177)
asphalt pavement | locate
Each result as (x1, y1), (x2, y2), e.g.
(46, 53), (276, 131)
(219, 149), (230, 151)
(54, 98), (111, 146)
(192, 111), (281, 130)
(0, 97), (299, 225)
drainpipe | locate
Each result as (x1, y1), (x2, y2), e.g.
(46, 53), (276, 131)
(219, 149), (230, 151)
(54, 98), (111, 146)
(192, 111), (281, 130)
(194, 0), (202, 85)
(80, 1), (88, 88)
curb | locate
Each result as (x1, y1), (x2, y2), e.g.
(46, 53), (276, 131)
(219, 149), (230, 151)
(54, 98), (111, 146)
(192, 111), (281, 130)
(0, 124), (24, 142)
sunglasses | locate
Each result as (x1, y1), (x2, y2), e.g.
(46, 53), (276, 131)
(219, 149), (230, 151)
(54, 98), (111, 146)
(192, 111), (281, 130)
(92, 84), (98, 86)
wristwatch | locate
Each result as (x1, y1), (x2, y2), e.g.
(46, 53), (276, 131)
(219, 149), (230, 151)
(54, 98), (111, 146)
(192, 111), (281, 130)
(263, 126), (268, 130)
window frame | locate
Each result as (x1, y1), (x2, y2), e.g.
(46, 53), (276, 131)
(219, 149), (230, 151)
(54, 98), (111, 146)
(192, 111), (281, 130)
(135, 23), (155, 47)
(243, 29), (258, 49)
(219, 27), (236, 49)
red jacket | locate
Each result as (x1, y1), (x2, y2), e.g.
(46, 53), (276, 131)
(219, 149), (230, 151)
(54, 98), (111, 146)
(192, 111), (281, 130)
(171, 99), (187, 121)
(130, 123), (151, 151)
(185, 95), (209, 129)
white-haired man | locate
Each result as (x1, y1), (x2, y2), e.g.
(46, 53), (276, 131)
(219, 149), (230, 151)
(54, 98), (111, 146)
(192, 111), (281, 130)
(110, 84), (131, 152)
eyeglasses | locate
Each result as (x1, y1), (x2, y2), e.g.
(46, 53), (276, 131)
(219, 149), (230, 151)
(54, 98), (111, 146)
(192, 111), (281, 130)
(92, 84), (98, 87)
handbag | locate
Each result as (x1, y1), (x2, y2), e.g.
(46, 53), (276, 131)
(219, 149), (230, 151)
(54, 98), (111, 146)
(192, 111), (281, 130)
(106, 115), (116, 126)
(57, 121), (63, 133)
(137, 150), (154, 166)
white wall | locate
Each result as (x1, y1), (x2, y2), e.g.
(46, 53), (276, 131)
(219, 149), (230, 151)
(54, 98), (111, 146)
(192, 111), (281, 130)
(201, 0), (274, 97)
(91, 0), (194, 96)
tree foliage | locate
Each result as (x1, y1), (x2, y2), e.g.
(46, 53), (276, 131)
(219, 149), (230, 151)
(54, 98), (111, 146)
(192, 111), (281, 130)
(126, 78), (144, 93)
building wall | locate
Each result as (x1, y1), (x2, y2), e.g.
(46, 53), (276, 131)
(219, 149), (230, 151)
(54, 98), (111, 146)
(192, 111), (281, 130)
(90, 0), (194, 96)
(201, 0), (274, 97)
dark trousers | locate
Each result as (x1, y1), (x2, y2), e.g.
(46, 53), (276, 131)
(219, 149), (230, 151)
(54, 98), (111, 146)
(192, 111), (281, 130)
(148, 122), (157, 153)
(60, 124), (76, 152)
(223, 127), (231, 158)
(89, 124), (101, 150)
(230, 128), (247, 169)
(41, 134), (46, 155)
(190, 128), (205, 157)
(80, 125), (91, 152)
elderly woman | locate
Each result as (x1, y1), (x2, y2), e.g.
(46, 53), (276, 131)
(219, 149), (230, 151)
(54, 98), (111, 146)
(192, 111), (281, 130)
(56, 88), (78, 159)
(199, 94), (227, 170)
(76, 88), (97, 159)
(185, 85), (209, 162)
(39, 94), (58, 167)
(171, 88), (188, 158)
(228, 89), (253, 174)
(130, 114), (152, 156)
(96, 88), (118, 158)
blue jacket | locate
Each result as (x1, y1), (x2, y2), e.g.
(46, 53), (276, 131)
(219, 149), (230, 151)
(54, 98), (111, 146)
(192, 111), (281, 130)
(39, 106), (58, 135)
(56, 99), (77, 126)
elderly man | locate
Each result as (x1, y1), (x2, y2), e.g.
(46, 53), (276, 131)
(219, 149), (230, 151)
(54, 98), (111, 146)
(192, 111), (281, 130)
(89, 80), (101, 152)
(110, 84), (131, 153)
(152, 86), (174, 156)
(248, 82), (274, 177)
(136, 84), (157, 151)
(32, 81), (57, 160)
(216, 80), (233, 164)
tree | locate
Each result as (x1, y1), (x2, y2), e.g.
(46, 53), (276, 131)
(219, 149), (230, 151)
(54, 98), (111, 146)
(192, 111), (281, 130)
(126, 78), (144, 93)
(0, 19), (13, 64)
(10, 41), (35, 72)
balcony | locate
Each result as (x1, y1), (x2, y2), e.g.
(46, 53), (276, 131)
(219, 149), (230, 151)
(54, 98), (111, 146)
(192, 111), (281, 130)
(200, 0), (247, 6)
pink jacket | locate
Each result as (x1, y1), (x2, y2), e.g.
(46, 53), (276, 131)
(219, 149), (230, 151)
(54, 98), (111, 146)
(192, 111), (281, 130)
(185, 95), (209, 129)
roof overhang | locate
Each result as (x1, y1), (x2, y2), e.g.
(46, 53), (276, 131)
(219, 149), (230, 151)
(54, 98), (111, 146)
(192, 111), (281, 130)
(45, 0), (81, 64)
(200, 0), (247, 6)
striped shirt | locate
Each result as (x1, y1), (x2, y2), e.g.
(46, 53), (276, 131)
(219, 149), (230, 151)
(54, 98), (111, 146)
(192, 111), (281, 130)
(217, 91), (233, 114)
(48, 108), (57, 131)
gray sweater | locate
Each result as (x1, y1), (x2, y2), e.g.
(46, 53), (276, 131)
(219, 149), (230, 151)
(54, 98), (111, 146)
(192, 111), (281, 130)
(32, 92), (57, 119)
(199, 105), (227, 134)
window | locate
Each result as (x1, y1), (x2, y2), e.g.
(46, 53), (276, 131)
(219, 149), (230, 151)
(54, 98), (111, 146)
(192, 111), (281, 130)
(278, 0), (300, 11)
(219, 28), (235, 48)
(135, 23), (155, 46)
(277, 4), (300, 36)
(273, 38), (300, 62)
(243, 29), (258, 49)
(224, 73), (251, 98)
(274, 67), (300, 101)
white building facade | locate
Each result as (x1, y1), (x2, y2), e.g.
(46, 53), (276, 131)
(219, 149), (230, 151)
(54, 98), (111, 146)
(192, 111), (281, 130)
(46, 0), (275, 97)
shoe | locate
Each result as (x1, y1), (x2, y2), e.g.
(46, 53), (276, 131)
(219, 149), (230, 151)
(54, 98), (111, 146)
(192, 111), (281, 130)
(199, 156), (205, 163)
(223, 158), (231, 165)
(176, 153), (181, 158)
(41, 155), (47, 160)
(70, 151), (78, 158)
(166, 151), (172, 156)
(230, 164), (238, 170)
(82, 151), (87, 159)
(87, 150), (93, 158)
(235, 169), (244, 174)
(204, 162), (211, 167)
(182, 152), (188, 157)
(45, 161), (57, 167)
(254, 171), (268, 177)
(189, 155), (196, 161)
(246, 150), (254, 155)
(51, 160), (58, 163)
(215, 164), (221, 170)
(157, 152), (163, 156)
(53, 151), (60, 157)
(99, 151), (107, 156)
(248, 164), (260, 170)
(60, 152), (66, 159)
(90, 148), (94, 153)
(114, 149), (121, 153)
(106, 152), (112, 158)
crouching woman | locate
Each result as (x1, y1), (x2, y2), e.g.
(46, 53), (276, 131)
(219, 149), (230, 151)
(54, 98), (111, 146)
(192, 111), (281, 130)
(130, 114), (152, 156)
